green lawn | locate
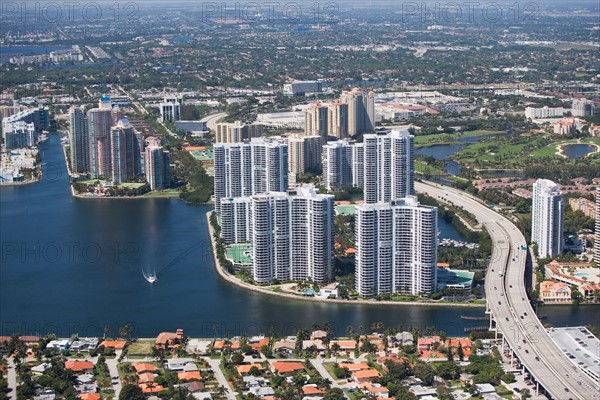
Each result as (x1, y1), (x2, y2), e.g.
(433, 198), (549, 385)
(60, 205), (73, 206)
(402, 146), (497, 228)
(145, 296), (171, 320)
(142, 189), (182, 198)
(127, 339), (155, 356)
(530, 137), (600, 158)
(415, 161), (445, 175)
(415, 130), (503, 147)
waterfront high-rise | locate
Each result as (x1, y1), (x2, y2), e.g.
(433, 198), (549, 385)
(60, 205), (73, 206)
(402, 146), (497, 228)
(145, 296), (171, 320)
(88, 108), (113, 179)
(328, 101), (349, 139)
(304, 103), (329, 143)
(110, 119), (141, 184)
(355, 197), (438, 297)
(287, 134), (322, 181)
(532, 179), (564, 258)
(145, 145), (171, 190)
(221, 185), (334, 284)
(341, 88), (375, 136)
(2, 121), (36, 149)
(595, 189), (600, 265)
(363, 130), (414, 204)
(322, 139), (357, 191)
(215, 121), (263, 143)
(69, 106), (89, 173)
(213, 137), (288, 214)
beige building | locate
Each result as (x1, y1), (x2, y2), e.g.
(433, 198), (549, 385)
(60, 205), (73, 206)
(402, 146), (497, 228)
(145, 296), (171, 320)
(553, 118), (577, 135)
(215, 121), (262, 143)
(341, 88), (375, 136)
(304, 103), (328, 143)
(328, 101), (349, 139)
(569, 197), (596, 219)
(540, 281), (571, 303)
(287, 134), (322, 181)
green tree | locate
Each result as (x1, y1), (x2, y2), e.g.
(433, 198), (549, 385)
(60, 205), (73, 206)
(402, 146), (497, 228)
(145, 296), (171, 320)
(119, 384), (144, 400)
(413, 362), (435, 386)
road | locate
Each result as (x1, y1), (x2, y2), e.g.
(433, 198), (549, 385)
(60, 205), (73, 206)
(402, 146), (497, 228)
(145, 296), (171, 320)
(415, 181), (599, 400)
(106, 350), (123, 398)
(201, 112), (227, 131)
(6, 358), (16, 399)
(115, 85), (148, 115)
(203, 357), (236, 400)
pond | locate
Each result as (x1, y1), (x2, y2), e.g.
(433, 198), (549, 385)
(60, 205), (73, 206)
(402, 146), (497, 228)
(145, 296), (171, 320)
(562, 143), (596, 159)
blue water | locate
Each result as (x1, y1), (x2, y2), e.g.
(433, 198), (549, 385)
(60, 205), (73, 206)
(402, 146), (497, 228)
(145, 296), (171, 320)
(562, 144), (595, 159)
(0, 134), (597, 338)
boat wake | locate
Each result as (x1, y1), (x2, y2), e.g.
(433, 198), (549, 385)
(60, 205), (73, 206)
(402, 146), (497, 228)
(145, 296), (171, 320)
(142, 269), (157, 284)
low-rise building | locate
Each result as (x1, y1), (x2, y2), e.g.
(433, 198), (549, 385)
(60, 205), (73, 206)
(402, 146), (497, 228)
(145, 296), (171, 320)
(540, 281), (572, 303)
(569, 197), (596, 218)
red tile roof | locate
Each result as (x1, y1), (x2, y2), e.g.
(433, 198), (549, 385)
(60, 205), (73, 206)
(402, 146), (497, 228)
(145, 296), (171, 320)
(271, 361), (305, 374)
(65, 360), (94, 372)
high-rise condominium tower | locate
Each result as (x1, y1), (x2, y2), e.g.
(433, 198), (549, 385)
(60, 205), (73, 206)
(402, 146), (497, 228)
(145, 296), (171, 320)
(213, 137), (288, 214)
(532, 179), (564, 258)
(355, 197), (438, 297)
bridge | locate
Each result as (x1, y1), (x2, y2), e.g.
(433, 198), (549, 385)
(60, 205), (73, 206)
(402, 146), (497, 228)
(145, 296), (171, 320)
(415, 181), (599, 400)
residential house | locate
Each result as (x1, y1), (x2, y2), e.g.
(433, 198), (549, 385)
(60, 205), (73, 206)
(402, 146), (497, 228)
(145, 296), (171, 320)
(164, 358), (196, 371)
(352, 369), (380, 384)
(271, 361), (305, 375)
(362, 382), (390, 399)
(540, 280), (572, 303)
(273, 338), (296, 354)
(237, 363), (264, 376)
(132, 363), (158, 374)
(65, 361), (95, 374)
(417, 336), (441, 353)
(155, 328), (184, 350)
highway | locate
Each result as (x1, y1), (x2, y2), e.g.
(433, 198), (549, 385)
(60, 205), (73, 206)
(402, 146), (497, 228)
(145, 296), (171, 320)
(415, 181), (599, 400)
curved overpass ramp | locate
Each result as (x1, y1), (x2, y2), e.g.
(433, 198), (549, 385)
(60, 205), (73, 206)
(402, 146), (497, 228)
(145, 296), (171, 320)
(415, 181), (599, 400)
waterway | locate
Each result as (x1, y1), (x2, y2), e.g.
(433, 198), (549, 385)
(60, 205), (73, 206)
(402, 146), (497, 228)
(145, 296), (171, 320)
(562, 143), (596, 159)
(1, 134), (598, 338)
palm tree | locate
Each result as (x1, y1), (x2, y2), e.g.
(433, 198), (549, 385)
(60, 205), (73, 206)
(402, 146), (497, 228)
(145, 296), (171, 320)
(119, 323), (133, 341)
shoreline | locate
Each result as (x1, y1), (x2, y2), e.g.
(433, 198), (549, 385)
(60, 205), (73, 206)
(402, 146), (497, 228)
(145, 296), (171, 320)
(0, 178), (40, 186)
(205, 211), (485, 309)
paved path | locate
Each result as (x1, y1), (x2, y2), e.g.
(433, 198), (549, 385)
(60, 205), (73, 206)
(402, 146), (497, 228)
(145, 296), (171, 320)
(6, 358), (16, 400)
(203, 357), (236, 400)
(310, 359), (344, 389)
(105, 351), (123, 399)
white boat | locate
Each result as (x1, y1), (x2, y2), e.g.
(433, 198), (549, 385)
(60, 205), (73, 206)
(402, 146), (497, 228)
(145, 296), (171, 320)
(143, 271), (157, 284)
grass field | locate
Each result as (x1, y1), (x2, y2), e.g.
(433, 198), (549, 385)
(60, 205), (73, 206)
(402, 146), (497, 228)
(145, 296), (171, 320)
(415, 130), (503, 147)
(142, 189), (182, 198)
(127, 340), (154, 356)
(530, 137), (600, 158)
(415, 160), (445, 175)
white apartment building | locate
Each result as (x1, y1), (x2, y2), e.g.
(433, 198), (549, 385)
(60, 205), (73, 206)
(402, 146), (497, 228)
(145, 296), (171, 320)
(595, 189), (600, 265)
(160, 96), (181, 122)
(322, 139), (358, 191)
(355, 197), (438, 297)
(532, 179), (564, 258)
(220, 185), (334, 284)
(363, 130), (414, 204)
(571, 98), (595, 117)
(524, 106), (567, 119)
(213, 137), (288, 214)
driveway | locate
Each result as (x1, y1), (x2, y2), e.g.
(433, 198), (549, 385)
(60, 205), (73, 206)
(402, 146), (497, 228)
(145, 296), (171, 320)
(203, 357), (236, 400)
